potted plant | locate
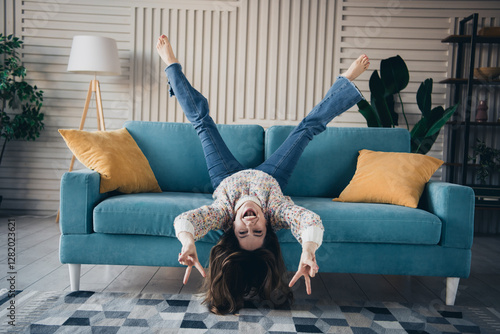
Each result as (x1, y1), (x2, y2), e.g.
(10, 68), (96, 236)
(468, 139), (500, 184)
(1, 34), (45, 206)
(357, 55), (458, 155)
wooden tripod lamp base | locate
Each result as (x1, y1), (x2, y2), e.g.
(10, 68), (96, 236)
(68, 79), (106, 172)
(56, 79), (106, 223)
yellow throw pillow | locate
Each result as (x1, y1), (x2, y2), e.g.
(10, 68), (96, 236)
(59, 128), (162, 194)
(333, 149), (443, 208)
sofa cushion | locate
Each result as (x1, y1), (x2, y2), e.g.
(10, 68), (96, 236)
(265, 126), (411, 197)
(124, 121), (265, 193)
(93, 192), (223, 243)
(58, 128), (161, 194)
(333, 149), (443, 208)
(275, 197), (442, 245)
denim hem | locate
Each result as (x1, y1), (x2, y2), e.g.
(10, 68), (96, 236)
(336, 75), (365, 101)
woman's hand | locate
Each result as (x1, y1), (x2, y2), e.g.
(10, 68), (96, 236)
(177, 232), (206, 284)
(288, 241), (319, 295)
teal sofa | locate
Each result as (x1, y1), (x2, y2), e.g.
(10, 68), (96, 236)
(59, 121), (475, 305)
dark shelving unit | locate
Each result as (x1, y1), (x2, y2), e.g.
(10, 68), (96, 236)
(441, 13), (500, 210)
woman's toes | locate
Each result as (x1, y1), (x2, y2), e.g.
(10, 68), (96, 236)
(156, 34), (179, 66)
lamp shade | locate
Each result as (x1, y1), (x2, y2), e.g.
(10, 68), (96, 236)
(67, 35), (121, 75)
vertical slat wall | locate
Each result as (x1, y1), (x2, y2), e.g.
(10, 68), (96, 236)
(1, 0), (16, 36)
(0, 0), (132, 215)
(132, 0), (338, 128)
(131, 2), (240, 124)
(1, 0), (500, 221)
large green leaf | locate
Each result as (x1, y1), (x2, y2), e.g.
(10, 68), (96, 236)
(369, 71), (394, 127)
(410, 117), (430, 138)
(411, 131), (439, 155)
(425, 104), (459, 137)
(409, 104), (459, 154)
(426, 105), (445, 125)
(358, 99), (382, 127)
(416, 78), (433, 116)
(372, 95), (393, 127)
(369, 70), (385, 97)
(385, 94), (398, 126)
(380, 55), (409, 95)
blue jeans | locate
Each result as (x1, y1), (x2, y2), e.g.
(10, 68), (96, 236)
(165, 63), (363, 190)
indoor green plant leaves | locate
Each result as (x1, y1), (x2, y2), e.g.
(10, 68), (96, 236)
(357, 55), (458, 155)
(410, 79), (459, 154)
(369, 71), (395, 127)
(0, 34), (44, 168)
(417, 78), (433, 117)
(380, 55), (410, 95)
(358, 99), (382, 127)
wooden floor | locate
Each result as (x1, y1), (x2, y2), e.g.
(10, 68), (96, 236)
(1, 216), (499, 310)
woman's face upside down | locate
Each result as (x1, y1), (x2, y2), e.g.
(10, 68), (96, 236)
(233, 201), (267, 251)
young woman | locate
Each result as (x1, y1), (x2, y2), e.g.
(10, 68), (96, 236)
(156, 35), (369, 314)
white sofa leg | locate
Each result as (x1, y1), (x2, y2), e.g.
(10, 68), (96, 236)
(68, 264), (81, 291)
(446, 277), (460, 305)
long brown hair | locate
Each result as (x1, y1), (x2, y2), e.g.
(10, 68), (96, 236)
(201, 226), (293, 315)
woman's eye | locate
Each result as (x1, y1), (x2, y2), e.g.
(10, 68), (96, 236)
(254, 230), (262, 234)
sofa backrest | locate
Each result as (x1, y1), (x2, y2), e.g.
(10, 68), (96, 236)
(125, 121), (410, 197)
(125, 121), (265, 193)
(265, 126), (411, 197)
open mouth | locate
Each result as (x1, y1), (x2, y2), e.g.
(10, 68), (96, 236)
(243, 208), (257, 218)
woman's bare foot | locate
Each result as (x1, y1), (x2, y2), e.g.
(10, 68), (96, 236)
(342, 55), (370, 81)
(156, 35), (179, 66)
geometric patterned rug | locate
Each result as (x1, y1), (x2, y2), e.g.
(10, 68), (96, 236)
(0, 290), (495, 333)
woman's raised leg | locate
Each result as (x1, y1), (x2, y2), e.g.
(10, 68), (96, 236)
(257, 55), (370, 190)
(157, 35), (243, 189)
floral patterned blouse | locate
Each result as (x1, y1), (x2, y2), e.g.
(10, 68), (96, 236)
(174, 169), (324, 247)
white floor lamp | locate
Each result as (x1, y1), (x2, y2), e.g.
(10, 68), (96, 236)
(57, 35), (121, 222)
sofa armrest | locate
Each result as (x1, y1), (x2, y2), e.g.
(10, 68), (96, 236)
(60, 170), (109, 234)
(419, 181), (475, 249)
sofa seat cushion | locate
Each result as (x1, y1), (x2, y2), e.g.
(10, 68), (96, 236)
(275, 197), (442, 245)
(94, 193), (442, 247)
(93, 192), (223, 243)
